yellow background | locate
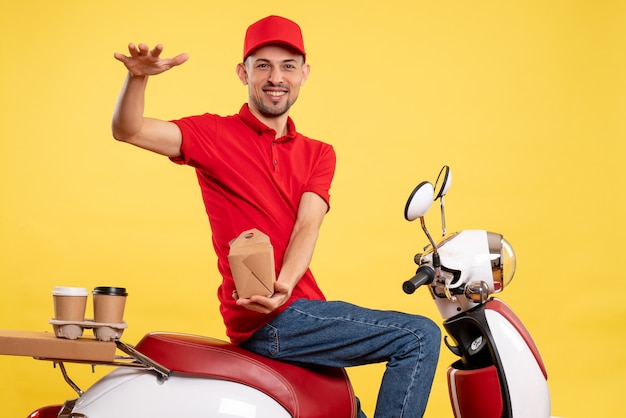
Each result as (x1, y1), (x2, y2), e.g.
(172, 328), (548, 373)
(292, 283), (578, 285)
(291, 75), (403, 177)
(1, 1), (624, 417)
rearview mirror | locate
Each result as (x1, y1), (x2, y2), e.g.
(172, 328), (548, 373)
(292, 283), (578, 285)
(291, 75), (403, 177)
(404, 181), (434, 222)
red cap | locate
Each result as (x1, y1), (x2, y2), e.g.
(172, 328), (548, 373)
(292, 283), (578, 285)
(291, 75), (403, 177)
(243, 15), (306, 61)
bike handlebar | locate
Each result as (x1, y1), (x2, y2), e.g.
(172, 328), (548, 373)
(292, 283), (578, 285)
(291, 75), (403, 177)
(402, 265), (436, 294)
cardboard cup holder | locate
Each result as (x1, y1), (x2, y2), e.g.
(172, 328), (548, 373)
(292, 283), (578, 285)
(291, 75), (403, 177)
(50, 319), (128, 342)
(50, 286), (129, 341)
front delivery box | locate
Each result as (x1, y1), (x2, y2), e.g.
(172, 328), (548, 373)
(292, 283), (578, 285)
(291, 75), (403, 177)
(228, 228), (276, 298)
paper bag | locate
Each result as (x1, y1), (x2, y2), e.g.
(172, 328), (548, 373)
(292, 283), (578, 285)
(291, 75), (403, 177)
(228, 228), (276, 298)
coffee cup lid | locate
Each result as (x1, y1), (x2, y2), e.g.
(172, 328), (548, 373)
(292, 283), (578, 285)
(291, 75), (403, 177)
(52, 286), (89, 296)
(93, 286), (128, 296)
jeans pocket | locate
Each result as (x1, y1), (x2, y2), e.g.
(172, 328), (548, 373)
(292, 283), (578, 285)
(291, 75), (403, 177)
(266, 323), (279, 356)
(240, 323), (280, 357)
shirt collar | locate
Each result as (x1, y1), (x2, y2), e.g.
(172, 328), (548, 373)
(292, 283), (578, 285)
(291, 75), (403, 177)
(238, 104), (297, 142)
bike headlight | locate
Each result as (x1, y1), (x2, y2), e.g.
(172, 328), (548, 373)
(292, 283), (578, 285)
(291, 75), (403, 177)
(487, 232), (516, 291)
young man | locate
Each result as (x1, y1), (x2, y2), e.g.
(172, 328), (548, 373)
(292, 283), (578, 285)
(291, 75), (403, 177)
(112, 15), (440, 417)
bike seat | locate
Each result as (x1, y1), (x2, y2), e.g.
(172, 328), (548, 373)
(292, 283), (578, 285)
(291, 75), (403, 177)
(135, 332), (356, 418)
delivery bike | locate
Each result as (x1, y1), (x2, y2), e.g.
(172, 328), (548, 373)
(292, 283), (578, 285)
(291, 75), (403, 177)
(28, 166), (553, 418)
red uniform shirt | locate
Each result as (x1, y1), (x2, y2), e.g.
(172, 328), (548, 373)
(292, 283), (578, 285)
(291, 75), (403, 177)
(171, 104), (335, 344)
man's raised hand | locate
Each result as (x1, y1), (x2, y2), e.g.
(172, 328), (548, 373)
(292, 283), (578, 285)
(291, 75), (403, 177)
(114, 43), (189, 76)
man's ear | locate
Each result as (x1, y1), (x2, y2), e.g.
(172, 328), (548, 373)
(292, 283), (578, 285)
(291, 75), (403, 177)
(236, 63), (248, 85)
(301, 63), (311, 86)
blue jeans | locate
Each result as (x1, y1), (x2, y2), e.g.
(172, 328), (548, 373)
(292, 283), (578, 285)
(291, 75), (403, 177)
(239, 299), (441, 418)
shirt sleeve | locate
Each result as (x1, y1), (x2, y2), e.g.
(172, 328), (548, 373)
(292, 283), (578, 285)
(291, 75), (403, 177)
(168, 114), (218, 168)
(303, 143), (336, 211)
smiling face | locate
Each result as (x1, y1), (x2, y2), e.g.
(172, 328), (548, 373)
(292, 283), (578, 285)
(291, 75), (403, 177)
(237, 45), (310, 120)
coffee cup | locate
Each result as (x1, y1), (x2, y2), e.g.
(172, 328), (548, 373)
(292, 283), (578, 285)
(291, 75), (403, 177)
(52, 286), (89, 322)
(92, 286), (128, 324)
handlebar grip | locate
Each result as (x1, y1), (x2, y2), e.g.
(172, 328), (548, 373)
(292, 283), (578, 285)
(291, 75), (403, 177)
(402, 265), (435, 294)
